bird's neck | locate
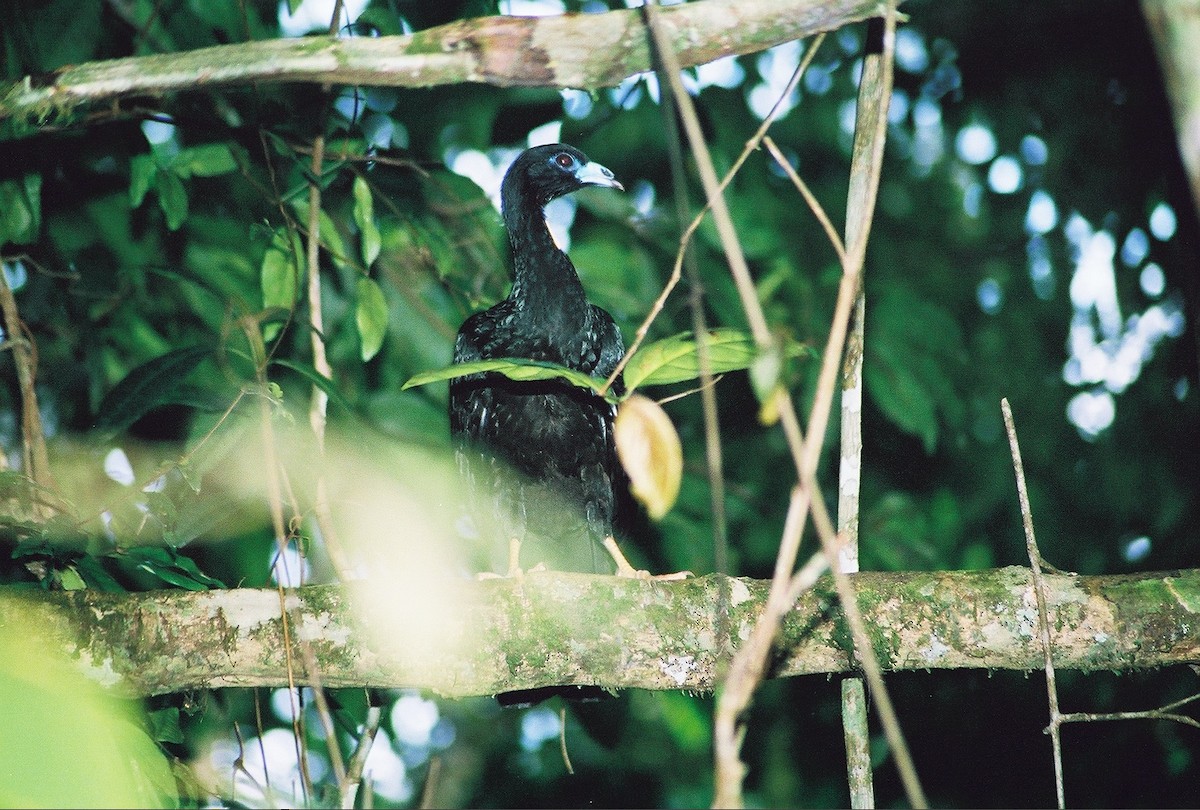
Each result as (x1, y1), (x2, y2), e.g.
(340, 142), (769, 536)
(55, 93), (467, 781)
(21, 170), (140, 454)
(505, 203), (587, 312)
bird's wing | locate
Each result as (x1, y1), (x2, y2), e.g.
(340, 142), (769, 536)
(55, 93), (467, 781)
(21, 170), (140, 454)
(590, 304), (626, 396)
(449, 311), (489, 440)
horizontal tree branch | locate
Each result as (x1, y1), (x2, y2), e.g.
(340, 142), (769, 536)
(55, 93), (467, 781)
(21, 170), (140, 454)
(4, 566), (1197, 699)
(0, 0), (895, 134)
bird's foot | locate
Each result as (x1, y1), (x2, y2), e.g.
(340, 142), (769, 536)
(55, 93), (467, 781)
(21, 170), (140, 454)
(602, 536), (692, 581)
(476, 536), (537, 579)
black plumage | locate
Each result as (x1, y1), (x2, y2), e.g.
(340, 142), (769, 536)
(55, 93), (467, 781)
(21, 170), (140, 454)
(449, 144), (628, 575)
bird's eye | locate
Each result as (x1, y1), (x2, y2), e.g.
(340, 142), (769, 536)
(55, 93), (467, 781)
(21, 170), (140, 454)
(554, 153), (575, 169)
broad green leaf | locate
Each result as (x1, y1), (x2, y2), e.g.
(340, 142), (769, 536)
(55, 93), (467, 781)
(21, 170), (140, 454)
(353, 176), (382, 267)
(126, 546), (223, 591)
(403, 358), (614, 401)
(261, 227), (303, 341)
(623, 329), (759, 392)
(291, 200), (354, 271)
(0, 599), (177, 808)
(154, 169), (188, 230)
(165, 550), (225, 588)
(135, 563), (210, 591)
(865, 286), (966, 453)
(173, 143), (238, 178)
(57, 566), (87, 591)
(864, 357), (938, 453)
(0, 174), (42, 246)
(356, 276), (389, 362)
(93, 345), (212, 433)
(271, 359), (354, 414)
(129, 155), (157, 209)
(75, 555), (125, 592)
(146, 707), (184, 746)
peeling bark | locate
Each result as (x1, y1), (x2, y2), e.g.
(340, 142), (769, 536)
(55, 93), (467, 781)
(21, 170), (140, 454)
(3, 567), (1196, 698)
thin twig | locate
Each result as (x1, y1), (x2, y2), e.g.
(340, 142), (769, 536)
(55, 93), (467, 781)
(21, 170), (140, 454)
(600, 31), (826, 395)
(244, 315), (313, 805)
(418, 756), (441, 810)
(558, 706), (575, 775)
(342, 702), (383, 809)
(654, 374), (725, 406)
(1002, 397), (1065, 809)
(0, 267), (56, 508)
(647, 15), (729, 584)
(762, 136), (847, 265)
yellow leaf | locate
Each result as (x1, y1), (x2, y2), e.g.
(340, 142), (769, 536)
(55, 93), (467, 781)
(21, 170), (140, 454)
(615, 394), (683, 520)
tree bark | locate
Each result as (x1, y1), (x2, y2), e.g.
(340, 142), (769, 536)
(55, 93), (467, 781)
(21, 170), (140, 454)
(1143, 0), (1200, 221)
(4, 567), (1196, 699)
(0, 0), (896, 134)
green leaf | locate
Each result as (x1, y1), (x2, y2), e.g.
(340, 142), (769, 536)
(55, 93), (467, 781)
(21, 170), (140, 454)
(146, 707), (184, 745)
(356, 276), (388, 362)
(623, 329), (759, 392)
(58, 566), (87, 591)
(864, 358), (939, 453)
(404, 358), (615, 401)
(166, 551), (225, 588)
(270, 359), (354, 414)
(125, 546), (223, 591)
(0, 174), (42, 246)
(154, 169), (188, 230)
(291, 200), (353, 271)
(93, 346), (212, 433)
(353, 176), (382, 267)
(261, 227), (303, 341)
(173, 143), (238, 178)
(0, 598), (178, 808)
(74, 555), (125, 592)
(865, 287), (966, 453)
(129, 155), (157, 209)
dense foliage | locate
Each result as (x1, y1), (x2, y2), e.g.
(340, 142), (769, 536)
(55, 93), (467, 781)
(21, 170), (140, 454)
(0, 0), (1196, 806)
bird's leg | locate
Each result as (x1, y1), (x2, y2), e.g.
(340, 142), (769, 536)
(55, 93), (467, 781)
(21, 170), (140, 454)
(602, 536), (691, 581)
(476, 535), (530, 579)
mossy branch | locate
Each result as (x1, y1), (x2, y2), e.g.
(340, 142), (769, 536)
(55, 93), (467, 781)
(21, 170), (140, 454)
(4, 567), (1197, 699)
(0, 0), (895, 134)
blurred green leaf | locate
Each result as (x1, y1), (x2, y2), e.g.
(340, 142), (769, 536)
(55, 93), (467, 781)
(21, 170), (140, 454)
(147, 707), (185, 745)
(356, 276), (388, 362)
(155, 169), (188, 231)
(57, 566), (87, 591)
(173, 143), (238, 178)
(865, 286), (966, 453)
(292, 200), (354, 271)
(261, 227), (303, 341)
(129, 155), (157, 209)
(0, 174), (42, 245)
(125, 546), (224, 591)
(75, 554), (125, 592)
(94, 345), (212, 434)
(353, 176), (382, 267)
(0, 598), (176, 807)
(271, 359), (355, 413)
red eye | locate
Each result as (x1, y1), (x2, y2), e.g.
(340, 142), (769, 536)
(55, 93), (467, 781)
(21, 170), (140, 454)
(555, 153), (574, 168)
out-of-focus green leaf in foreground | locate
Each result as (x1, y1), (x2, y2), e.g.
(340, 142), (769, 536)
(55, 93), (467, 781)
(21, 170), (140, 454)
(0, 598), (176, 808)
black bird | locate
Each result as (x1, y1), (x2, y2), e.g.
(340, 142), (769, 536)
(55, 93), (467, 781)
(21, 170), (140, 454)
(449, 143), (646, 578)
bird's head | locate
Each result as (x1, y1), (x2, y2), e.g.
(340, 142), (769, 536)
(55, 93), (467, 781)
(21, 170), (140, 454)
(502, 144), (624, 211)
